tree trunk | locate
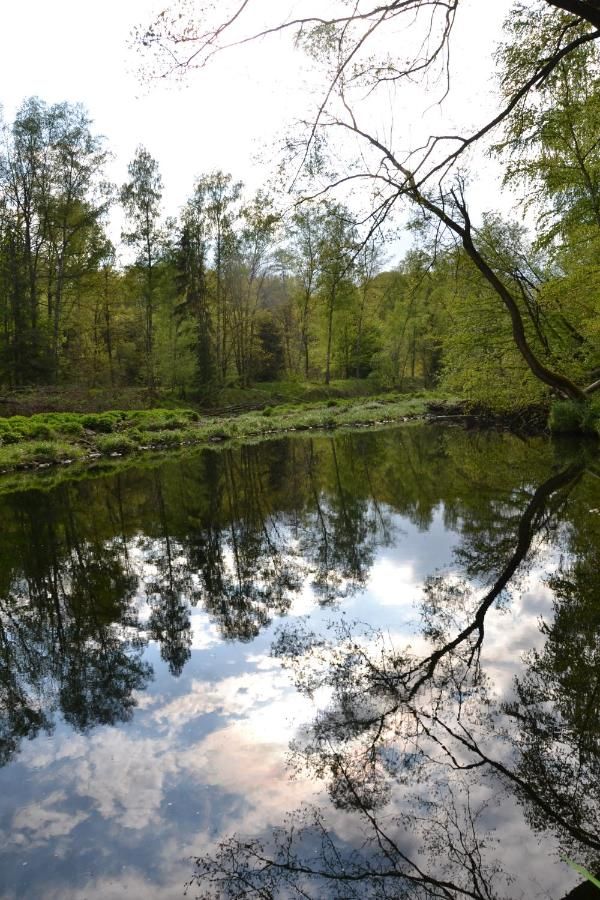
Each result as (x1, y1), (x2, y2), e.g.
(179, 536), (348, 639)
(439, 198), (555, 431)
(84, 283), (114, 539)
(325, 289), (335, 385)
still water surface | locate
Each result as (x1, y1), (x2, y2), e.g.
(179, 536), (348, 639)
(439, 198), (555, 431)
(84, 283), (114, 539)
(0, 425), (599, 899)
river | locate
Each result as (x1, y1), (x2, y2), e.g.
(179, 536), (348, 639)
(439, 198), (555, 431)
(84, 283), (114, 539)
(0, 424), (598, 899)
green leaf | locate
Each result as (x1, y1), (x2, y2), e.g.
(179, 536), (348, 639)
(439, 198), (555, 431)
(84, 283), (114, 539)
(563, 859), (600, 889)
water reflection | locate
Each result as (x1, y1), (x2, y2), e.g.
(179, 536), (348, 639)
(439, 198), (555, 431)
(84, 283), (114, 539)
(0, 426), (598, 898)
(0, 431), (401, 768)
(0, 495), (150, 764)
(189, 446), (600, 899)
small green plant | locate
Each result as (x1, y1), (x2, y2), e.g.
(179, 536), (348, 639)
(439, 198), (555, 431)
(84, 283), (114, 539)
(81, 413), (116, 433)
(96, 434), (136, 454)
(206, 426), (231, 441)
(146, 428), (187, 446)
(57, 420), (85, 436)
(0, 430), (22, 444)
(27, 422), (56, 440)
(26, 441), (74, 464)
(30, 441), (60, 462)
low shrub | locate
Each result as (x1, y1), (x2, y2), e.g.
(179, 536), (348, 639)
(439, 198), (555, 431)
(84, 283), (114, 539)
(145, 429), (187, 446)
(205, 426), (231, 441)
(26, 441), (73, 463)
(57, 420), (85, 437)
(81, 413), (116, 433)
(0, 429), (22, 444)
(549, 400), (598, 435)
(26, 422), (56, 440)
(96, 434), (136, 454)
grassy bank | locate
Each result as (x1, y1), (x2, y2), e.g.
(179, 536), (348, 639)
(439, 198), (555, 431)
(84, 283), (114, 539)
(0, 393), (443, 475)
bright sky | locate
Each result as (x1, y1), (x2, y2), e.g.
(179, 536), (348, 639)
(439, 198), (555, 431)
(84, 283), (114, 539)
(0, 0), (515, 247)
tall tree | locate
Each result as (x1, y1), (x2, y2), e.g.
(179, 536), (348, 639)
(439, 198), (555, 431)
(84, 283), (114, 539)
(317, 204), (357, 385)
(176, 191), (215, 388)
(43, 103), (111, 379)
(200, 171), (242, 382)
(0, 99), (111, 385)
(121, 146), (163, 390)
(230, 190), (278, 385)
(289, 204), (324, 378)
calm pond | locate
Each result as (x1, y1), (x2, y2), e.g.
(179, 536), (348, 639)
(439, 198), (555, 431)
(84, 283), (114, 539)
(0, 424), (599, 899)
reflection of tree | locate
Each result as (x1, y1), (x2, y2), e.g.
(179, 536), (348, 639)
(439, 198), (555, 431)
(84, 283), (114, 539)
(193, 785), (501, 899)
(0, 426), (594, 788)
(416, 461), (584, 696)
(300, 438), (389, 603)
(190, 456), (600, 898)
(0, 634), (51, 767)
(59, 635), (150, 731)
(504, 538), (600, 866)
(0, 431), (401, 766)
(144, 472), (198, 675)
(185, 447), (303, 641)
(0, 489), (151, 765)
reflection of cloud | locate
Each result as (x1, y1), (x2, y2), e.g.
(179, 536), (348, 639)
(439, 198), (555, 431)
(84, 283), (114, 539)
(481, 564), (556, 699)
(2, 506), (577, 899)
(189, 610), (221, 650)
(74, 730), (178, 830)
(289, 579), (318, 616)
(367, 560), (423, 610)
(131, 692), (163, 711)
(12, 791), (88, 846)
(34, 720), (324, 900)
(153, 666), (314, 745)
(12, 660), (319, 876)
(180, 720), (318, 823)
(40, 869), (189, 900)
(20, 733), (89, 770)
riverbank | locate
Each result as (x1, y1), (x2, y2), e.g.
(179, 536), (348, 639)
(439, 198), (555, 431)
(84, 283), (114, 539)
(0, 394), (443, 475)
(0, 392), (596, 483)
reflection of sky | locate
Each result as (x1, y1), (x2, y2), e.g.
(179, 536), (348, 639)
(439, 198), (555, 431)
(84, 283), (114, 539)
(0, 469), (582, 899)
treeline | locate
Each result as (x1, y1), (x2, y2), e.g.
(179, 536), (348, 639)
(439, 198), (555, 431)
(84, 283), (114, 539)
(0, 100), (379, 393)
(0, 77), (598, 408)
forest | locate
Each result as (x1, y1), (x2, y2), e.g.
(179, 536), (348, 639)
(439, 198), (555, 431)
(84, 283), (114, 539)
(0, 7), (600, 418)
(0, 102), (423, 397)
(0, 1), (598, 419)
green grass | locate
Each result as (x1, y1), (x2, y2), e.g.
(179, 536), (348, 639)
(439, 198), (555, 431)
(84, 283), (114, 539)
(0, 394), (446, 475)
